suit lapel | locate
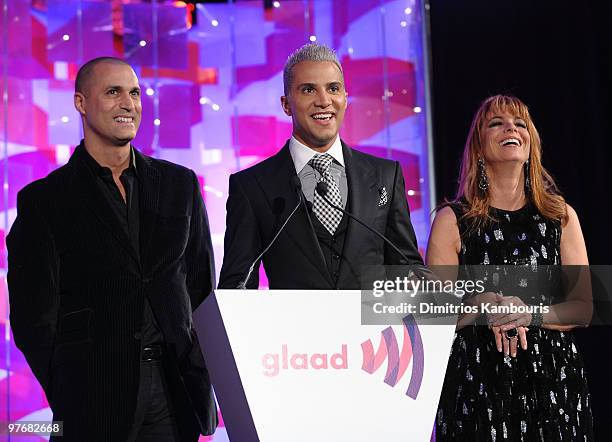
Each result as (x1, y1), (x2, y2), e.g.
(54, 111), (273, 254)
(341, 143), (379, 270)
(135, 149), (160, 269)
(257, 144), (334, 287)
(69, 145), (140, 265)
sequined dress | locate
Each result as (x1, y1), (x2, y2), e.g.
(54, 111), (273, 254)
(435, 203), (593, 441)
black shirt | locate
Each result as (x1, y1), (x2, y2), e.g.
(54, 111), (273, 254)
(80, 145), (164, 348)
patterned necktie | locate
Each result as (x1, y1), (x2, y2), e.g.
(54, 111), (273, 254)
(309, 153), (343, 235)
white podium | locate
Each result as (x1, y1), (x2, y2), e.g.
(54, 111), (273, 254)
(194, 290), (456, 442)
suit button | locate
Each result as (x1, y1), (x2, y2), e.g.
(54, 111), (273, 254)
(333, 254), (340, 260)
(134, 332), (142, 340)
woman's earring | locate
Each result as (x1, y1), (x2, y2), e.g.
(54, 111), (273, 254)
(524, 160), (531, 193)
(478, 157), (489, 192)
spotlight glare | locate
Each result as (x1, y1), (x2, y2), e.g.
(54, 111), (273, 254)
(400, 21), (408, 27)
(413, 106), (422, 113)
(273, 1), (281, 7)
(62, 34), (70, 41)
(211, 19), (219, 27)
(407, 189), (415, 196)
(139, 40), (147, 47)
(60, 116), (69, 123)
(404, 7), (412, 14)
(145, 88), (154, 96)
(153, 118), (161, 126)
(211, 103), (220, 111)
(309, 35), (317, 42)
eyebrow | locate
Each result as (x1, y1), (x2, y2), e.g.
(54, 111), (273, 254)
(297, 81), (343, 88)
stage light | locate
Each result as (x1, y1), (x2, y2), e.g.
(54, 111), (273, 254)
(199, 97), (210, 105)
(414, 106), (422, 113)
(139, 40), (147, 47)
(309, 35), (317, 42)
(62, 34), (70, 41)
(400, 21), (407, 27)
(404, 7), (412, 14)
(348, 47), (354, 55)
(273, 1), (280, 7)
(61, 116), (69, 123)
(407, 190), (415, 196)
(211, 19), (219, 27)
(154, 118), (161, 126)
(211, 103), (220, 111)
(146, 88), (155, 96)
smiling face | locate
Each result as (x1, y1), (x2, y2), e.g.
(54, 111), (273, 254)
(281, 60), (347, 152)
(481, 111), (531, 165)
(74, 61), (142, 149)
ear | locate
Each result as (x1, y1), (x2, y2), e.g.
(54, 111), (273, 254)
(343, 91), (348, 111)
(280, 95), (292, 117)
(74, 92), (86, 116)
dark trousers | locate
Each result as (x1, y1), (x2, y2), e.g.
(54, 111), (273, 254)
(127, 360), (199, 442)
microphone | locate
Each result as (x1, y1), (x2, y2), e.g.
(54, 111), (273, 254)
(314, 181), (412, 265)
(237, 177), (304, 289)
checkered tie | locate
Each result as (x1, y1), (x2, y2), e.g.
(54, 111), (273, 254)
(309, 153), (343, 235)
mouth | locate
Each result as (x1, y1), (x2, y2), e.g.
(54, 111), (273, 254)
(114, 116), (135, 124)
(311, 112), (335, 123)
(499, 137), (521, 147)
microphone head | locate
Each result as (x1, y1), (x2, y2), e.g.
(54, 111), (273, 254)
(291, 175), (302, 191)
(315, 181), (329, 196)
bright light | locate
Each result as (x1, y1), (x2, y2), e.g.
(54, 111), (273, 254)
(146, 88), (154, 96)
(139, 40), (147, 47)
(413, 106), (422, 113)
(62, 34), (70, 41)
(348, 47), (354, 55)
(211, 103), (220, 111)
(211, 19), (219, 27)
(309, 35), (317, 42)
(153, 118), (161, 126)
(60, 116), (69, 123)
(404, 7), (412, 14)
(407, 190), (415, 196)
(273, 1), (281, 7)
(400, 21), (408, 27)
(199, 97), (209, 105)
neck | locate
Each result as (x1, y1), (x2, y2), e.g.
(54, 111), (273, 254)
(83, 138), (131, 176)
(293, 134), (336, 153)
(487, 163), (527, 210)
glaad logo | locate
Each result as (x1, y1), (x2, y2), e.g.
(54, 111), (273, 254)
(360, 314), (424, 399)
(262, 344), (348, 377)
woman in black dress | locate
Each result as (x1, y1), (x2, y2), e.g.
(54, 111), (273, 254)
(427, 95), (593, 441)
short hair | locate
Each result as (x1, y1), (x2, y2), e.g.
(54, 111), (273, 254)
(283, 43), (343, 96)
(75, 57), (132, 94)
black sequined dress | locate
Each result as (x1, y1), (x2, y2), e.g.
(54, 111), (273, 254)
(435, 203), (593, 441)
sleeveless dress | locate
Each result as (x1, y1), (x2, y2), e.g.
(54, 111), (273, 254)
(435, 203), (593, 441)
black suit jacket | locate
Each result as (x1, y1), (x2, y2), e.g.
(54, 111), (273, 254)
(7, 144), (217, 441)
(219, 141), (423, 289)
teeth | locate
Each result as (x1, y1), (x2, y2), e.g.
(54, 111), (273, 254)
(115, 117), (133, 123)
(501, 138), (520, 146)
(312, 113), (332, 120)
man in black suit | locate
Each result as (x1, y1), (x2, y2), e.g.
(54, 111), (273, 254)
(219, 44), (423, 290)
(7, 57), (216, 441)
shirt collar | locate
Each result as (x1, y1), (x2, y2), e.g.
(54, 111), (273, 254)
(81, 143), (137, 177)
(288, 135), (345, 174)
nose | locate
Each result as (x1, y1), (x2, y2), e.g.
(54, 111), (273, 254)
(504, 122), (518, 132)
(314, 90), (332, 108)
(119, 91), (136, 111)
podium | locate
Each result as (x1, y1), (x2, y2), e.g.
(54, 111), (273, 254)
(194, 290), (456, 442)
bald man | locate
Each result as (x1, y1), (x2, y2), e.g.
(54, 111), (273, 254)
(7, 57), (217, 441)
